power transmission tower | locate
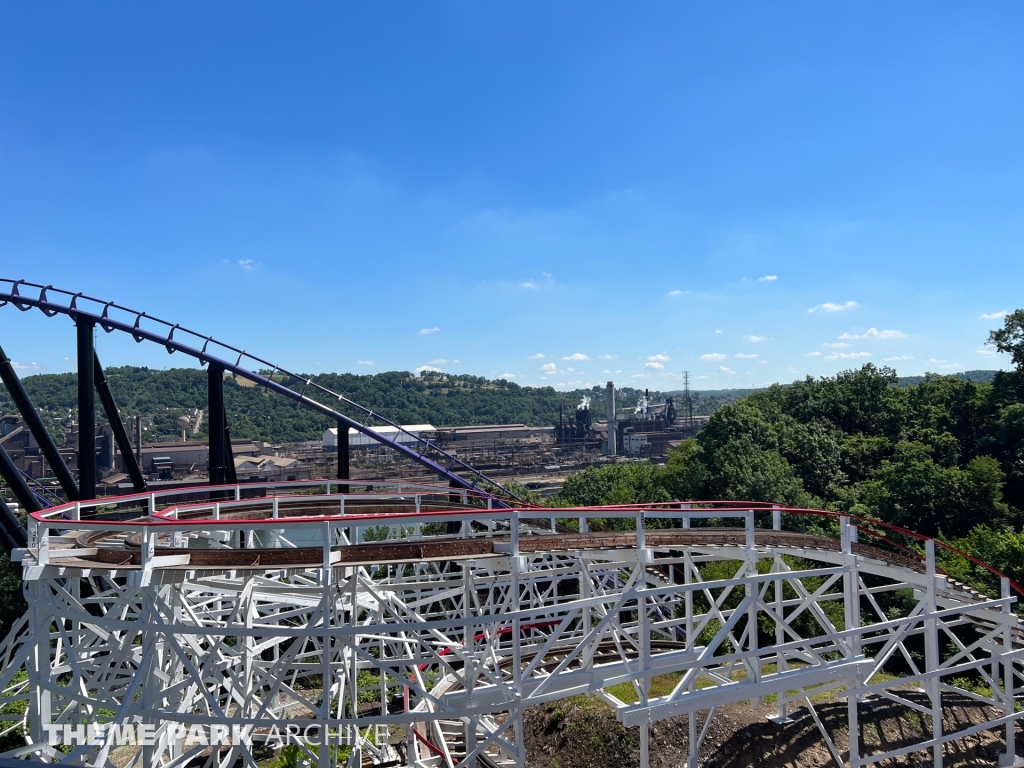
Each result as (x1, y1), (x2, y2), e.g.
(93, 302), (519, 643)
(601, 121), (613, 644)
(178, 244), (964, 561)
(682, 371), (694, 428)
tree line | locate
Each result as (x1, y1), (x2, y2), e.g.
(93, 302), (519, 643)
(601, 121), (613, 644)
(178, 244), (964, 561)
(550, 311), (1024, 595)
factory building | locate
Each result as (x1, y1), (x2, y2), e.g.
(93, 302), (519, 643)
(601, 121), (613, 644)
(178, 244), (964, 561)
(322, 425), (436, 451)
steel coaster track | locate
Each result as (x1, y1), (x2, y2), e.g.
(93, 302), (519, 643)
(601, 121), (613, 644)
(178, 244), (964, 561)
(17, 468), (62, 508)
(0, 278), (521, 505)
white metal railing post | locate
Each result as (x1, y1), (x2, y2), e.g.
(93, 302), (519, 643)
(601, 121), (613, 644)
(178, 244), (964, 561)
(1002, 577), (1015, 766)
(37, 526), (49, 566)
(148, 493), (156, 515)
(685, 504), (697, 768)
(638, 508), (650, 768)
(924, 539), (942, 768)
(72, 502), (80, 521)
(234, 486), (241, 501)
(322, 520), (333, 586)
(142, 526), (155, 572)
(511, 507), (522, 742)
(773, 504), (787, 724)
(842, 515), (861, 768)
(745, 510), (759, 703)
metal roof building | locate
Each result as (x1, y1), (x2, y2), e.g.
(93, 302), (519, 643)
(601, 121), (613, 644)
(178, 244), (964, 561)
(322, 424), (435, 450)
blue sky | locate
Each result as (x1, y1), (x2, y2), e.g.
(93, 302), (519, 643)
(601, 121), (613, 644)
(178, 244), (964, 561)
(1, 3), (1022, 391)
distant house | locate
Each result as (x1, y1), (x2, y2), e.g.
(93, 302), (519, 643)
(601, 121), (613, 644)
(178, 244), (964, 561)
(233, 454), (307, 480)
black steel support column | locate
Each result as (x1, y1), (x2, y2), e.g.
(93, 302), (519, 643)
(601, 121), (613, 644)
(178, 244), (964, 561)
(0, 495), (26, 553)
(223, 413), (237, 486)
(208, 364), (226, 485)
(77, 319), (96, 500)
(0, 441), (41, 514)
(0, 343), (79, 500)
(337, 421), (349, 493)
(93, 353), (147, 493)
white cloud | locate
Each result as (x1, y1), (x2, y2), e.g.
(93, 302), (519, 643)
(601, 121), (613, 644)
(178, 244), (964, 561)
(667, 289), (688, 297)
(719, 366), (735, 374)
(356, 360), (376, 366)
(599, 354), (618, 360)
(540, 362), (557, 373)
(824, 352), (871, 361)
(428, 358), (448, 364)
(758, 275), (778, 282)
(700, 353), (728, 361)
(647, 354), (670, 362)
(839, 328), (906, 340)
(759, 360), (768, 364)
(975, 347), (997, 356)
(631, 373), (651, 379)
(823, 342), (852, 348)
(415, 365), (442, 373)
(735, 353), (759, 359)
(237, 259), (260, 272)
(806, 352), (822, 357)
(883, 355), (914, 361)
(982, 311), (1008, 320)
(527, 353), (546, 359)
(453, 359), (461, 364)
(715, 329), (723, 334)
(939, 363), (962, 369)
(645, 362), (665, 370)
(498, 373), (516, 379)
(744, 335), (766, 343)
(11, 361), (40, 370)
(928, 358), (946, 364)
(563, 353), (590, 361)
(808, 301), (859, 313)
(419, 327), (440, 335)
(696, 374), (710, 380)
(520, 280), (538, 289)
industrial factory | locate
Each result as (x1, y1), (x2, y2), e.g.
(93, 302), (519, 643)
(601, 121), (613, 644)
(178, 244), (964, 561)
(557, 380), (707, 458)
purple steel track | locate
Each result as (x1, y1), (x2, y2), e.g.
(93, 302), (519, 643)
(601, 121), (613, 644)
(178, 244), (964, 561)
(0, 278), (518, 504)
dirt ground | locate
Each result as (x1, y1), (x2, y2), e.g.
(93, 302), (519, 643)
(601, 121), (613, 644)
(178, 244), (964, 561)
(523, 691), (1018, 768)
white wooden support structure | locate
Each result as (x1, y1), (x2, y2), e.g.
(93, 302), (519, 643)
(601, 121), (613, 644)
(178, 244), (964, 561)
(0, 483), (1023, 768)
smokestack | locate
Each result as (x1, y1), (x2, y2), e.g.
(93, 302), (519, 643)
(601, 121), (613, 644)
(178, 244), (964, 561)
(606, 381), (616, 456)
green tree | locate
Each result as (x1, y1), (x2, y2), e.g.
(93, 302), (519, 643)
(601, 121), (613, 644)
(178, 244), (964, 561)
(989, 309), (1024, 371)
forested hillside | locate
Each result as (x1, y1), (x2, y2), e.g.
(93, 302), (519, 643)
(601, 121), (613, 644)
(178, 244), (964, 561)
(5, 365), (1003, 446)
(552, 310), (1024, 593)
(0, 368), (664, 443)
